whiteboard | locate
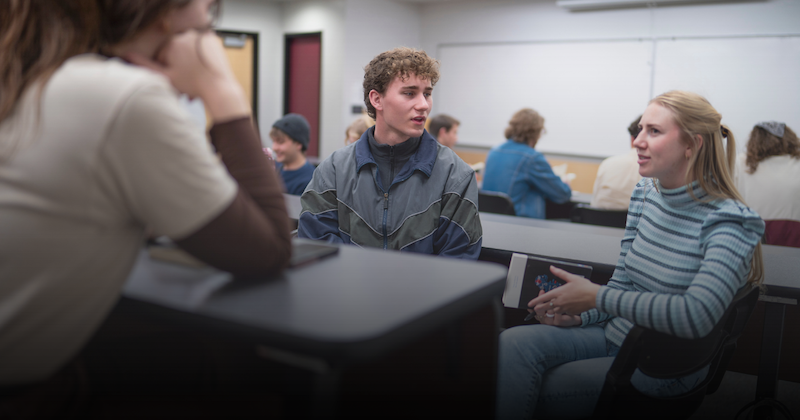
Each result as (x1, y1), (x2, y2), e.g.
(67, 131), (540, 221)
(654, 37), (800, 154)
(435, 36), (800, 158)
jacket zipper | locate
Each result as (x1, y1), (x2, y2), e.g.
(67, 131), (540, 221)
(383, 192), (389, 249)
(382, 148), (396, 250)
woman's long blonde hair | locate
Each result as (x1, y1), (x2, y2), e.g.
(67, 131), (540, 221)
(651, 90), (763, 285)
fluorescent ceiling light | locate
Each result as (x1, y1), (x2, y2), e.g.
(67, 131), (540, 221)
(557, 0), (733, 11)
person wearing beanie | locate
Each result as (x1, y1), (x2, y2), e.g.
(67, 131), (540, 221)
(270, 113), (316, 195)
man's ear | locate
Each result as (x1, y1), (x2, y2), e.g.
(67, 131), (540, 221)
(438, 127), (447, 138)
(368, 90), (382, 113)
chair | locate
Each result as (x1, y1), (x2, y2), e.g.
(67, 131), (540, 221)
(570, 203), (628, 228)
(763, 219), (800, 248)
(590, 284), (761, 419)
(478, 190), (516, 216)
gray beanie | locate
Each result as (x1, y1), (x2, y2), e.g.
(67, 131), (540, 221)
(273, 113), (311, 149)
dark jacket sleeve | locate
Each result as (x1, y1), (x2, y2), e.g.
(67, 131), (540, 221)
(297, 157), (346, 243)
(434, 169), (483, 260)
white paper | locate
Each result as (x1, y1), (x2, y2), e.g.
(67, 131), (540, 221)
(502, 253), (528, 308)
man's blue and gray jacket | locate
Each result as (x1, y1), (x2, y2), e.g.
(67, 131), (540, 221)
(298, 129), (482, 259)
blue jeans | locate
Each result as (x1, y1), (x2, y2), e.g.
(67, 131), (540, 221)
(496, 324), (709, 420)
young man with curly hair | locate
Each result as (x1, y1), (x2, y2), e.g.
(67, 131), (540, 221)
(298, 47), (482, 259)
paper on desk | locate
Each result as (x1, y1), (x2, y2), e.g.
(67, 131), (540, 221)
(148, 245), (207, 267)
(470, 161), (485, 172)
(137, 246), (230, 308)
(551, 163), (576, 184)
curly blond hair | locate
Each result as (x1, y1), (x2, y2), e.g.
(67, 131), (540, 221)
(745, 125), (799, 174)
(362, 47), (440, 119)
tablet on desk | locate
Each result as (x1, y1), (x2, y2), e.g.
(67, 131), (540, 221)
(290, 242), (339, 267)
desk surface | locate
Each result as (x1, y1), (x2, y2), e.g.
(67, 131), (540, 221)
(284, 193), (797, 294)
(480, 212), (625, 237)
(123, 240), (506, 362)
(479, 217), (799, 295)
(480, 219), (623, 268)
(761, 244), (800, 293)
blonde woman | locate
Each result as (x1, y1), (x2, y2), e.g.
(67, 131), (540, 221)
(496, 91), (764, 419)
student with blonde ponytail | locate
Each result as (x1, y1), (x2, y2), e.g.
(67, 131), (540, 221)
(496, 91), (764, 419)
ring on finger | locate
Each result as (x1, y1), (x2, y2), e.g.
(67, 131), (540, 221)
(546, 313), (555, 318)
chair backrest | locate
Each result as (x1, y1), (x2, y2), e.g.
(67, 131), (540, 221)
(570, 203), (627, 228)
(764, 219), (800, 248)
(634, 284), (760, 378)
(478, 190), (516, 216)
(594, 284), (761, 419)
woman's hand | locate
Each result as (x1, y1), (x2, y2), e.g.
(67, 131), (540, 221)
(528, 266), (601, 316)
(125, 30), (250, 123)
(527, 290), (582, 327)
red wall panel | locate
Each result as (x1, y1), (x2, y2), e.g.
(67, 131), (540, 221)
(287, 35), (321, 157)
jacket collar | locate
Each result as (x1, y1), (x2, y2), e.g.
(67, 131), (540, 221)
(355, 126), (438, 178)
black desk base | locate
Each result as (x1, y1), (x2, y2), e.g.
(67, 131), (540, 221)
(78, 297), (501, 419)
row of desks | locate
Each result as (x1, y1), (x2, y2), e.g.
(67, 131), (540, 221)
(118, 194), (798, 418)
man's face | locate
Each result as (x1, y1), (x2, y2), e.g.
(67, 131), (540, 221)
(438, 124), (459, 148)
(370, 73), (432, 145)
(271, 134), (303, 165)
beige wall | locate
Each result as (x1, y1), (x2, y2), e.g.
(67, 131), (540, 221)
(453, 149), (600, 195)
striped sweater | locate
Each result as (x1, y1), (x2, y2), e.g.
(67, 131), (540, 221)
(580, 179), (764, 346)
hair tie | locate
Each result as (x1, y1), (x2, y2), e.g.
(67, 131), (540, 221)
(720, 126), (730, 138)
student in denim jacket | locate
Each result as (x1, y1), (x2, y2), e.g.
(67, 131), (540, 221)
(482, 108), (571, 218)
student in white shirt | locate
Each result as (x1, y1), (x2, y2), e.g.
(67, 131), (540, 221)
(735, 121), (800, 247)
(590, 115), (643, 210)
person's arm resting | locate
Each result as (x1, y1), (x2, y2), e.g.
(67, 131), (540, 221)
(176, 118), (292, 276)
(590, 205), (763, 338)
(580, 182), (644, 326)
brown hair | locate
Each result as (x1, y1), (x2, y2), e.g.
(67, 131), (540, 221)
(362, 47), (440, 119)
(505, 108), (545, 147)
(0, 0), (216, 125)
(651, 90), (763, 285)
(628, 115), (642, 138)
(744, 125), (800, 174)
(428, 114), (460, 139)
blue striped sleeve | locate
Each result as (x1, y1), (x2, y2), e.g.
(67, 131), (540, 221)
(581, 181), (645, 327)
(595, 201), (764, 338)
